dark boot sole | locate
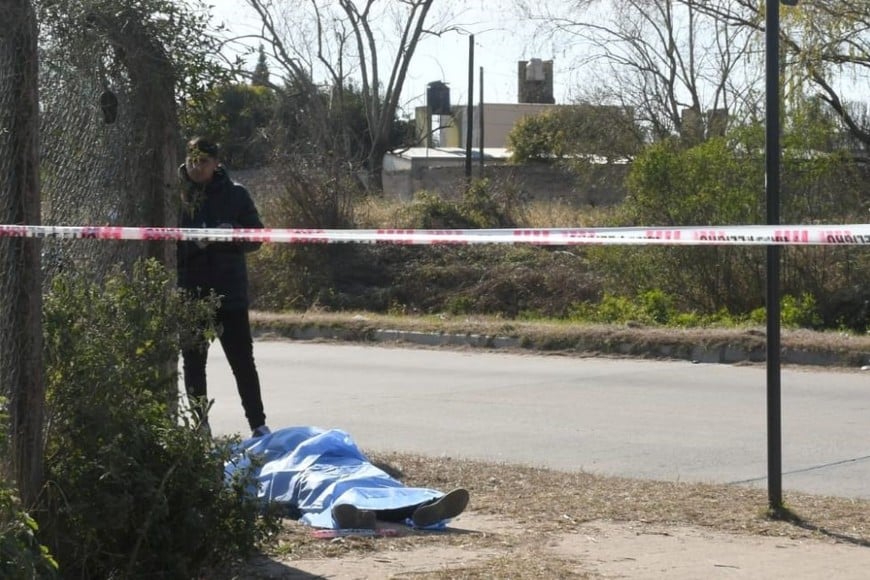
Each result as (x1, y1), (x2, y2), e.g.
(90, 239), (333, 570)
(331, 503), (377, 529)
(411, 488), (470, 528)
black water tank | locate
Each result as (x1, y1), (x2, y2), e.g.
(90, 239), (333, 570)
(427, 81), (451, 115)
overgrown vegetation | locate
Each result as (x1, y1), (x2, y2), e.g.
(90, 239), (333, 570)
(248, 121), (870, 333)
(37, 260), (277, 578)
(0, 398), (58, 579)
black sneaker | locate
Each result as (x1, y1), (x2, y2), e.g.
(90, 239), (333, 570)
(331, 503), (376, 530)
(411, 488), (470, 528)
(251, 425), (271, 438)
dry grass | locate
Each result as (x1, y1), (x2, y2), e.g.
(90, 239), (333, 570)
(522, 200), (619, 228)
(350, 196), (621, 230)
(251, 310), (870, 368)
(369, 453), (870, 542)
(222, 452), (870, 579)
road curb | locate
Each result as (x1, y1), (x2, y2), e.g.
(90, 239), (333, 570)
(251, 321), (868, 369)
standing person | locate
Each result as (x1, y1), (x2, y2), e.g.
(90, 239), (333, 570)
(177, 136), (270, 438)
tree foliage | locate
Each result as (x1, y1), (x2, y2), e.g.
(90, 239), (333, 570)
(188, 82), (277, 169)
(517, 0), (870, 151)
(507, 105), (643, 163)
(36, 0), (230, 129)
(592, 112), (870, 321)
(0, 400), (58, 579)
(251, 44), (270, 87)
(516, 0), (757, 140)
(693, 0), (870, 152)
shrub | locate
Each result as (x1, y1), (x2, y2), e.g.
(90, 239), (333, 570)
(399, 180), (522, 229)
(0, 398), (58, 579)
(40, 259), (275, 578)
(248, 155), (373, 311)
(507, 105), (641, 164)
(0, 487), (58, 579)
(400, 191), (473, 228)
(569, 290), (737, 327)
(749, 293), (823, 329)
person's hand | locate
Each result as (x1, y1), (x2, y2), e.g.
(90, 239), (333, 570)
(214, 223), (237, 248)
(194, 223), (234, 249)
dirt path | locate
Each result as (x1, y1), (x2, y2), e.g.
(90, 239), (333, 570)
(241, 512), (870, 579)
(555, 520), (870, 579)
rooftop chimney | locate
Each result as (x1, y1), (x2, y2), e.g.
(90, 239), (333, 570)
(518, 59), (555, 104)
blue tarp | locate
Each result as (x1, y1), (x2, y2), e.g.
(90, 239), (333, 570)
(225, 426), (445, 529)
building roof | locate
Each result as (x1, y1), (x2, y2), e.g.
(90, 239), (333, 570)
(388, 147), (511, 161)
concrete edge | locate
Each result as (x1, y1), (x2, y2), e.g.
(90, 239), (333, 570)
(251, 323), (868, 369)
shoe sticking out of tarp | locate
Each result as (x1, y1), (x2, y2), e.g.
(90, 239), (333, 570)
(331, 503), (377, 530)
(251, 425), (271, 438)
(411, 488), (470, 528)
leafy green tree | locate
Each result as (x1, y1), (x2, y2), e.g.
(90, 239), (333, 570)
(595, 109), (869, 322)
(507, 105), (643, 163)
(695, 1), (870, 152)
(189, 83), (276, 169)
(614, 134), (767, 314)
(507, 110), (564, 163)
(0, 400), (58, 579)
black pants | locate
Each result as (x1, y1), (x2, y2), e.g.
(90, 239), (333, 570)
(182, 308), (266, 431)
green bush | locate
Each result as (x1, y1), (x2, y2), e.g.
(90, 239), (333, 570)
(749, 293), (823, 329)
(569, 290), (743, 328)
(40, 259), (275, 578)
(0, 487), (58, 579)
(399, 191), (473, 228)
(398, 180), (522, 230)
(506, 105), (641, 164)
(244, 120), (870, 330)
(0, 398), (58, 579)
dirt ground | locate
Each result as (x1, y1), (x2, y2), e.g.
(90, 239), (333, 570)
(236, 513), (870, 579)
(221, 451), (870, 579)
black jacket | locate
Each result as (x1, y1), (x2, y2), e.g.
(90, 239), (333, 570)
(176, 165), (263, 310)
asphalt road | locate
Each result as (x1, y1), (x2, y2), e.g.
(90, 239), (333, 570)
(195, 340), (870, 500)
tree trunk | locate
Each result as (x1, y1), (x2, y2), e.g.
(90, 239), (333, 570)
(0, 0), (45, 506)
(368, 137), (389, 192)
(105, 12), (178, 264)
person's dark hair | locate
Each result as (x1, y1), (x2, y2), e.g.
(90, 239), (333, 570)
(187, 136), (220, 159)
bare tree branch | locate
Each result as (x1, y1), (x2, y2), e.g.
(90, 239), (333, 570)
(516, 0), (759, 141)
(236, 0), (450, 189)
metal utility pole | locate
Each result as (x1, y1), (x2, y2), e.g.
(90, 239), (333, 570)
(766, 0), (791, 511)
(465, 34), (474, 180)
(479, 66), (485, 172)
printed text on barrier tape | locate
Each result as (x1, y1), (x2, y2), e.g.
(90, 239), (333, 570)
(2, 224), (870, 246)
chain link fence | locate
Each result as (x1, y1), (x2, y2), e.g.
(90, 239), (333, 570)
(39, 36), (162, 281)
(1, 3), (181, 482)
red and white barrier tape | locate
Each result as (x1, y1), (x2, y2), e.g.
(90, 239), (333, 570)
(1, 224), (870, 246)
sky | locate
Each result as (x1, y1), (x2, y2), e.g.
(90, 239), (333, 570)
(206, 0), (575, 116)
